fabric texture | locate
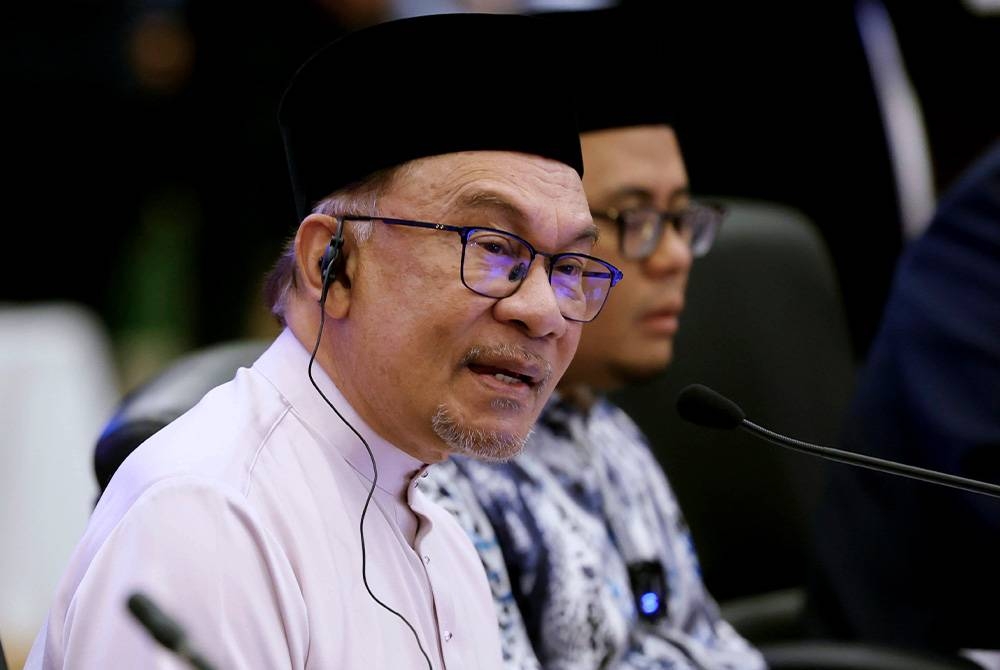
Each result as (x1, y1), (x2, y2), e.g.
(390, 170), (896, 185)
(809, 142), (1000, 651)
(425, 394), (764, 669)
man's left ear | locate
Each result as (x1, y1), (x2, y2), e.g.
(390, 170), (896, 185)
(318, 218), (347, 300)
(295, 213), (355, 319)
(324, 237), (358, 319)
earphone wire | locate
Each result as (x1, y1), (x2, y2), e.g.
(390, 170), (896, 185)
(308, 285), (433, 670)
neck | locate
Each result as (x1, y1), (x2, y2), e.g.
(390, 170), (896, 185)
(286, 302), (448, 464)
(556, 383), (600, 411)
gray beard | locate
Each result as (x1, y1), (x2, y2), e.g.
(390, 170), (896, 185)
(431, 402), (530, 462)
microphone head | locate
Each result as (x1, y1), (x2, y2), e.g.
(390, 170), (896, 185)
(127, 592), (185, 651)
(676, 384), (746, 430)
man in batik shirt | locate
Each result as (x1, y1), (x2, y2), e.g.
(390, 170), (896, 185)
(425, 8), (765, 669)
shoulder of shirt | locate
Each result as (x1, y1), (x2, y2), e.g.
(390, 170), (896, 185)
(105, 365), (296, 509)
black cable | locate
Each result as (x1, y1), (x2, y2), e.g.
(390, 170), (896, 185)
(307, 303), (433, 670)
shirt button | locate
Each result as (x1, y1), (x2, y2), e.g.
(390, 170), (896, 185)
(443, 631), (453, 642)
(422, 555), (431, 565)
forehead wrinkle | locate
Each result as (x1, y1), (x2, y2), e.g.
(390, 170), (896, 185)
(396, 163), (525, 220)
(451, 186), (597, 250)
(437, 181), (541, 229)
(396, 154), (593, 249)
(454, 188), (528, 222)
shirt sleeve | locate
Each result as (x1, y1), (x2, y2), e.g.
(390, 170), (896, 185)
(35, 477), (309, 670)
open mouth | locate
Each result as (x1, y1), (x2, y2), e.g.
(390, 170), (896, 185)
(467, 363), (538, 386)
(462, 344), (551, 391)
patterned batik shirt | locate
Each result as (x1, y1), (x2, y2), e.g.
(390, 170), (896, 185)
(423, 394), (766, 670)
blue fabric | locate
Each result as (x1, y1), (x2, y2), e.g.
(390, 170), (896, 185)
(809, 142), (1000, 650)
(425, 395), (764, 669)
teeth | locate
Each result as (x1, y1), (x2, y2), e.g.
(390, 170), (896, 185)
(494, 373), (522, 384)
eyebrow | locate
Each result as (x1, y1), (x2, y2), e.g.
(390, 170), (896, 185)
(604, 185), (692, 207)
(457, 189), (600, 247)
(457, 190), (525, 220)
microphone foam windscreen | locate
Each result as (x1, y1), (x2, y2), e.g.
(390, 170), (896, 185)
(675, 384), (746, 429)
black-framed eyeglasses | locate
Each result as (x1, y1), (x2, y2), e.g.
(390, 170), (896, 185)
(339, 215), (623, 323)
(590, 202), (726, 260)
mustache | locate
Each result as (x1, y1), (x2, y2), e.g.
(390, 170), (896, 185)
(461, 343), (553, 391)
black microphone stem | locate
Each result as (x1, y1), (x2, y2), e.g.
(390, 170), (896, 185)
(127, 593), (218, 670)
(741, 419), (1000, 499)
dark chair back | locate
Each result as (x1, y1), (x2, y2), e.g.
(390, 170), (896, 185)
(614, 199), (857, 601)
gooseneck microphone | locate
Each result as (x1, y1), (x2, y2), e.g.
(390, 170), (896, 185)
(676, 384), (1000, 499)
(126, 592), (217, 670)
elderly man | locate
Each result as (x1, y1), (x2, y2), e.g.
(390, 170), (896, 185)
(424, 8), (764, 670)
(26, 14), (621, 670)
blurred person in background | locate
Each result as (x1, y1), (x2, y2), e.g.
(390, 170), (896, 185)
(623, 0), (1000, 360)
(807, 141), (1000, 663)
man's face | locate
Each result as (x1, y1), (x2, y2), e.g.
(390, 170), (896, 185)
(337, 151), (595, 462)
(560, 125), (693, 390)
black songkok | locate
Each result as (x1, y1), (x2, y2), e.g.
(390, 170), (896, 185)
(279, 13), (584, 221)
(534, 7), (675, 134)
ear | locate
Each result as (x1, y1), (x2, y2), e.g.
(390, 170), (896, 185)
(294, 213), (354, 319)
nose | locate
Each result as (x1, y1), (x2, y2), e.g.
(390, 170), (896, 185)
(644, 225), (693, 278)
(492, 259), (568, 339)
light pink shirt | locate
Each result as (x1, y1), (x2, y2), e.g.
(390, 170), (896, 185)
(27, 329), (503, 670)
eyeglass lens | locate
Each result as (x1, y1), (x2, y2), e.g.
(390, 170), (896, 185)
(462, 229), (613, 321)
(621, 205), (720, 259)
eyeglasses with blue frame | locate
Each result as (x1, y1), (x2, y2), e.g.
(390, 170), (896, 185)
(338, 215), (624, 323)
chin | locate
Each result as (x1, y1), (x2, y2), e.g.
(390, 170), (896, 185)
(612, 356), (672, 386)
(430, 403), (531, 462)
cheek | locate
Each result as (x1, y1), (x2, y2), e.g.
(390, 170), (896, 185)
(364, 251), (453, 318)
(592, 287), (636, 334)
(575, 318), (618, 366)
(580, 314), (616, 346)
(364, 272), (485, 368)
(554, 326), (583, 375)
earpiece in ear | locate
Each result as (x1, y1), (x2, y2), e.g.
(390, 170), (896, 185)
(319, 237), (342, 284)
(318, 218), (346, 304)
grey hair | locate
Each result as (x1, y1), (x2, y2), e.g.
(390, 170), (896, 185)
(263, 164), (406, 324)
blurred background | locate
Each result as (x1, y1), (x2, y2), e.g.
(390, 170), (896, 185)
(2, 0), (998, 667)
